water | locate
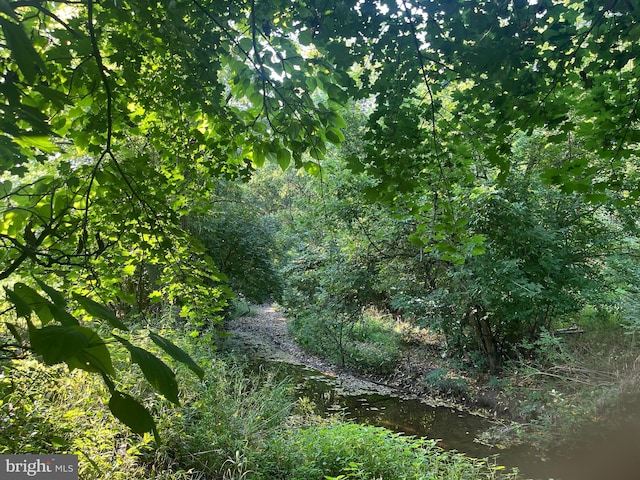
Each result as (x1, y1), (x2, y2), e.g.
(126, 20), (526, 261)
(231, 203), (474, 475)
(278, 362), (500, 458)
(249, 359), (555, 478)
(222, 331), (551, 478)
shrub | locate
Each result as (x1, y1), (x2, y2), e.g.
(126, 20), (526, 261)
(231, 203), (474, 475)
(288, 308), (401, 375)
(252, 420), (516, 479)
(159, 357), (293, 477)
(0, 359), (155, 479)
(423, 368), (469, 398)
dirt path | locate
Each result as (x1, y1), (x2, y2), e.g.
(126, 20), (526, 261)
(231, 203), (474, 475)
(222, 303), (404, 397)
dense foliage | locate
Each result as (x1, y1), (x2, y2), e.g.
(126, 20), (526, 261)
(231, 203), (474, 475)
(2, 0), (640, 442)
(1, 323), (519, 479)
(278, 130), (640, 372)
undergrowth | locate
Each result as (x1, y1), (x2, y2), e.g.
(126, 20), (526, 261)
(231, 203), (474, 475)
(0, 320), (519, 479)
(288, 307), (402, 374)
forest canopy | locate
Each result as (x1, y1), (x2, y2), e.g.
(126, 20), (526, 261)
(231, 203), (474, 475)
(1, 0), (640, 433)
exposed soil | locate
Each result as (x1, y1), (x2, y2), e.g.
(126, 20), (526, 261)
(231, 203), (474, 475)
(222, 303), (498, 412)
(222, 303), (400, 397)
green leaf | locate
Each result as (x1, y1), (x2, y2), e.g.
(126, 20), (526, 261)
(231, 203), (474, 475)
(325, 83), (347, 105)
(65, 326), (115, 377)
(277, 148), (291, 170)
(238, 37), (254, 53)
(13, 283), (54, 325)
(149, 331), (204, 380)
(28, 323), (90, 365)
(407, 233), (425, 248)
(13, 282), (79, 327)
(4, 287), (32, 318)
(73, 293), (128, 331)
(249, 91), (263, 108)
(49, 304), (80, 326)
(14, 136), (59, 153)
(298, 28), (312, 46)
(0, 18), (47, 83)
(114, 335), (180, 405)
(0, 0), (19, 20)
(5, 322), (22, 344)
(34, 278), (67, 308)
(328, 112), (347, 128)
(325, 128), (345, 145)
(108, 391), (156, 435)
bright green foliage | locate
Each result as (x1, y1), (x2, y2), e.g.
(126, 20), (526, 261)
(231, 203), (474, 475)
(2, 0), (640, 435)
(255, 421), (515, 479)
(2, 275), (206, 436)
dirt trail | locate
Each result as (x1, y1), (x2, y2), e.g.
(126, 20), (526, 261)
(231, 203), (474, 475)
(222, 303), (404, 397)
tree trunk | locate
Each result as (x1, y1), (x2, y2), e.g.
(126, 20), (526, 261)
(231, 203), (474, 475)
(467, 306), (499, 373)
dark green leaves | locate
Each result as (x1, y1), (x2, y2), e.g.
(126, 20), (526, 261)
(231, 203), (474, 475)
(0, 18), (47, 83)
(108, 391), (156, 435)
(150, 331), (205, 380)
(28, 324), (90, 365)
(34, 278), (66, 308)
(5, 283), (78, 326)
(64, 326), (116, 377)
(26, 321), (115, 376)
(73, 293), (128, 331)
(114, 335), (180, 405)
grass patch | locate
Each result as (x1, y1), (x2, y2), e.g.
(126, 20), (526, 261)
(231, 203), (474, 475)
(252, 419), (517, 479)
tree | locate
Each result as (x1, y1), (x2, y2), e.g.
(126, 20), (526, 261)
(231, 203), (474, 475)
(2, 0), (640, 431)
(1, 0), (349, 436)
(189, 179), (284, 304)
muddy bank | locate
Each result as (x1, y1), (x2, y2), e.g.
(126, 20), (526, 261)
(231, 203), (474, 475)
(222, 304), (487, 410)
(223, 304), (402, 398)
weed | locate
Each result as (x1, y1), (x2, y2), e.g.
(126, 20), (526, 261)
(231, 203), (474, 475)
(221, 451), (254, 480)
(423, 368), (469, 397)
(253, 420), (517, 479)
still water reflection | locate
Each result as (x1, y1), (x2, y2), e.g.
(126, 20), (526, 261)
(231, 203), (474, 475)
(257, 361), (550, 478)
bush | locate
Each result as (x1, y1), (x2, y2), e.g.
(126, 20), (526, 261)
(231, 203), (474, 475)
(423, 368), (469, 398)
(252, 420), (516, 479)
(162, 358), (293, 477)
(0, 359), (155, 479)
(288, 308), (401, 375)
(344, 313), (401, 374)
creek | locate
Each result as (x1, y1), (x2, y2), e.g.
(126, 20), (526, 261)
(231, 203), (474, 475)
(263, 360), (556, 478)
(220, 327), (552, 479)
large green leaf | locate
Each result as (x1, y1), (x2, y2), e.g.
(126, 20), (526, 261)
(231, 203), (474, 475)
(108, 391), (156, 435)
(14, 283), (54, 325)
(28, 323), (90, 365)
(149, 331), (204, 380)
(65, 326), (115, 377)
(0, 18), (47, 83)
(114, 335), (180, 405)
(4, 286), (32, 319)
(73, 293), (128, 331)
(34, 278), (67, 308)
(8, 283), (78, 326)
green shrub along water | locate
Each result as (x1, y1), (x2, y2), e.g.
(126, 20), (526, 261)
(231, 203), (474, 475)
(0, 322), (517, 479)
(288, 307), (402, 375)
